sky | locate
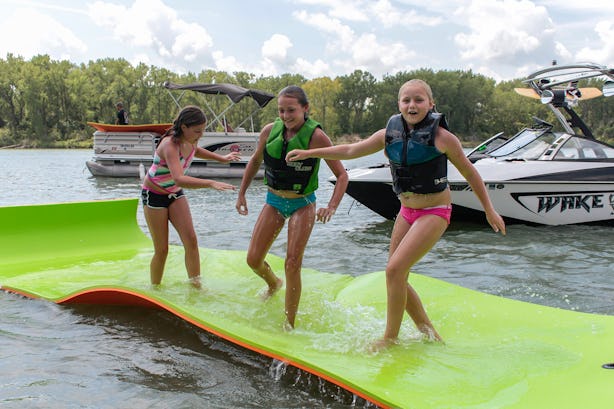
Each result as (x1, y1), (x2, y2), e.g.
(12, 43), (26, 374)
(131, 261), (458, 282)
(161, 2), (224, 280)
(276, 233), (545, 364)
(0, 0), (612, 82)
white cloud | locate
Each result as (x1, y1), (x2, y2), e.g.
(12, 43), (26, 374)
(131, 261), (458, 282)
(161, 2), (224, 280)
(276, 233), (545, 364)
(87, 0), (213, 65)
(293, 9), (419, 77)
(292, 57), (331, 78)
(0, 8), (87, 60)
(554, 42), (572, 61)
(327, 4), (369, 22)
(350, 33), (414, 69)
(296, 0), (369, 22)
(453, 0), (554, 64)
(262, 34), (293, 63)
(212, 51), (247, 74)
(575, 20), (614, 65)
(535, 0), (614, 13)
(369, 0), (443, 28)
(293, 10), (355, 46)
(369, 0), (402, 27)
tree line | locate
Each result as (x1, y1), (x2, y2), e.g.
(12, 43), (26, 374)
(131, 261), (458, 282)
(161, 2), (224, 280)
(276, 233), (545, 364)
(0, 54), (612, 148)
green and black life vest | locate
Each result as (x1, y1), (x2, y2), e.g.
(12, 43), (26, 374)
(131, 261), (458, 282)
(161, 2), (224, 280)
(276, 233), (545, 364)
(263, 118), (320, 194)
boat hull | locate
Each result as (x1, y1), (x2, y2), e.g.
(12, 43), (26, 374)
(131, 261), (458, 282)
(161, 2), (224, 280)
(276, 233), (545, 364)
(86, 159), (263, 179)
(85, 128), (262, 179)
(451, 181), (614, 226)
(334, 163), (614, 226)
(86, 121), (173, 134)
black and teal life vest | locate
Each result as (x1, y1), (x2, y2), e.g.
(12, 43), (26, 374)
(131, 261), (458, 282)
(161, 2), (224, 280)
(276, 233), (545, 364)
(263, 118), (320, 194)
(384, 111), (449, 195)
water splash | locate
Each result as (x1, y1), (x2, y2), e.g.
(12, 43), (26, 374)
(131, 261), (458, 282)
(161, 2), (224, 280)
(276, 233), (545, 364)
(268, 359), (288, 381)
(268, 359), (380, 408)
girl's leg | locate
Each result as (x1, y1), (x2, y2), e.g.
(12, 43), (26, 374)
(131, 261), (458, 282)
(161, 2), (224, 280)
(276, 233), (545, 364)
(168, 197), (201, 287)
(405, 282), (441, 340)
(284, 203), (316, 328)
(382, 214), (447, 343)
(246, 205), (286, 297)
(143, 205), (170, 285)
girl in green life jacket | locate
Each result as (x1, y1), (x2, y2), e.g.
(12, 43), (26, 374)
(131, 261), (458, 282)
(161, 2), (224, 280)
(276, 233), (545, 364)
(236, 85), (348, 329)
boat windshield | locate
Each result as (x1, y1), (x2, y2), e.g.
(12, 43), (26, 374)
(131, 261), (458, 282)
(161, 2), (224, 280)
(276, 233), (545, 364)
(487, 129), (557, 159)
(555, 137), (614, 159)
(471, 133), (507, 154)
(466, 133), (508, 162)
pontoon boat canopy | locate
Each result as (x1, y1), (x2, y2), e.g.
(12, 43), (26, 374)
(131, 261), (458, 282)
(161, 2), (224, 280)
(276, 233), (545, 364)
(163, 82), (274, 108)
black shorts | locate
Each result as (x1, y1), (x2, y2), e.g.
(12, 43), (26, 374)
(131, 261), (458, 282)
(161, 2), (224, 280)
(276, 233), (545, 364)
(141, 189), (186, 209)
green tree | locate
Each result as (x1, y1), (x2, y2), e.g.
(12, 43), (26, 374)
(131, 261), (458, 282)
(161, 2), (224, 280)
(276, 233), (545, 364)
(0, 54), (26, 145)
(303, 76), (341, 136)
(335, 70), (377, 136)
(1, 54), (613, 148)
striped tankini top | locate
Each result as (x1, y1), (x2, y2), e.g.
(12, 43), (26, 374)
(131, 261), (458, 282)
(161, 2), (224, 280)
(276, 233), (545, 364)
(145, 145), (196, 194)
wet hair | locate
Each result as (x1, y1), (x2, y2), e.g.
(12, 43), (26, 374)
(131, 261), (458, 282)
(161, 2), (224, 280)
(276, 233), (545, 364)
(399, 79), (435, 103)
(278, 85), (309, 119)
(164, 105), (207, 141)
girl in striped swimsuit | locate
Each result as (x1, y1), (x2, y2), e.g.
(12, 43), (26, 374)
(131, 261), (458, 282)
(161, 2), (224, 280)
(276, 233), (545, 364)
(141, 105), (238, 288)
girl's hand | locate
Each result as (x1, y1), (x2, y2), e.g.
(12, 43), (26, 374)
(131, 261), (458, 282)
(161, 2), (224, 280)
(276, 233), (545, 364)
(211, 181), (236, 191)
(286, 149), (307, 162)
(236, 194), (248, 215)
(316, 206), (336, 224)
(486, 210), (506, 235)
(223, 152), (241, 162)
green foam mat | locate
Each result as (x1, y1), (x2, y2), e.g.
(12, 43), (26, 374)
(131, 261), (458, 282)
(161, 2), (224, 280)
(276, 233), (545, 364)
(1, 199), (613, 408)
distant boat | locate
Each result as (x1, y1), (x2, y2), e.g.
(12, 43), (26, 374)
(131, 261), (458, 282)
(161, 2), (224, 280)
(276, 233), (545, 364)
(85, 82), (275, 178)
(330, 62), (614, 226)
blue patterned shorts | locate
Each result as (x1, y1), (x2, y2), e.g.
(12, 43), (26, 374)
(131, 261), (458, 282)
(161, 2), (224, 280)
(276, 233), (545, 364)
(266, 191), (316, 218)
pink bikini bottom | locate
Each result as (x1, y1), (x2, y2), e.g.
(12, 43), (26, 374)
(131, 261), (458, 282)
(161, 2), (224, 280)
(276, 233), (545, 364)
(399, 205), (452, 225)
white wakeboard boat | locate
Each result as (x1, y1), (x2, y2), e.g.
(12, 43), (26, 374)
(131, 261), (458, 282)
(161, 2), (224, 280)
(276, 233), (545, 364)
(331, 63), (614, 226)
(86, 82), (274, 178)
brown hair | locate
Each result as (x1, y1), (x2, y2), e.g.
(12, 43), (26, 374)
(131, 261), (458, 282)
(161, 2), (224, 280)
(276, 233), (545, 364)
(164, 105), (207, 141)
(278, 85), (309, 105)
(278, 85), (309, 119)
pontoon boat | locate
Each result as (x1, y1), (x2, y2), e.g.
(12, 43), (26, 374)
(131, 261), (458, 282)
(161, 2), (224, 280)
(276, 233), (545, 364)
(85, 82), (274, 178)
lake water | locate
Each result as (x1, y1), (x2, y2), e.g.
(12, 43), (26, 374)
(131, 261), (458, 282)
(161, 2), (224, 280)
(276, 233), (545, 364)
(1, 149), (612, 408)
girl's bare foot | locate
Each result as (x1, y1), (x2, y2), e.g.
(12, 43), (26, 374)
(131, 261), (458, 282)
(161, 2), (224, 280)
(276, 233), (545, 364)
(368, 337), (398, 353)
(260, 277), (283, 301)
(417, 324), (442, 342)
(189, 275), (202, 289)
(282, 320), (294, 332)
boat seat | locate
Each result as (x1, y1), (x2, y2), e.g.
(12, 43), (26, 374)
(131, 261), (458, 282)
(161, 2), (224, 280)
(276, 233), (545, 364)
(556, 149), (578, 159)
(592, 148), (607, 159)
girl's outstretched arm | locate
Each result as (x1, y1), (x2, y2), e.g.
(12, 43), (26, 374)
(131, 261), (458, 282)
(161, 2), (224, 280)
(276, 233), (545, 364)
(286, 129), (386, 162)
(158, 139), (235, 190)
(196, 147), (241, 163)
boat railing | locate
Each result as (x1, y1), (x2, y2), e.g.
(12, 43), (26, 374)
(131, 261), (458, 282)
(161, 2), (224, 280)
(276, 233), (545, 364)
(521, 63), (614, 137)
(163, 82), (275, 134)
